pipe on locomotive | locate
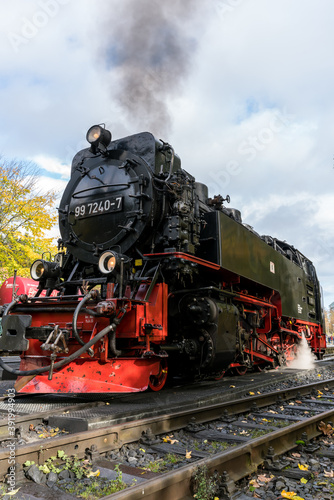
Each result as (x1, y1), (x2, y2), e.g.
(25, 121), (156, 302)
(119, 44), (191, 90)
(3, 299), (18, 317)
(72, 289), (121, 357)
(0, 301), (128, 377)
(0, 322), (117, 377)
(72, 290), (98, 356)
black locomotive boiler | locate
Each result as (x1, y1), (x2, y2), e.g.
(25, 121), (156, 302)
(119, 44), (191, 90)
(0, 125), (326, 393)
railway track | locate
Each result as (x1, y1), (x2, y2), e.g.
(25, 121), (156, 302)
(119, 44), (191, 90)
(104, 409), (334, 500)
(1, 372), (334, 498)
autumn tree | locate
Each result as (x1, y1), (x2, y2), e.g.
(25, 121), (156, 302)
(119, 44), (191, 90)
(0, 157), (58, 282)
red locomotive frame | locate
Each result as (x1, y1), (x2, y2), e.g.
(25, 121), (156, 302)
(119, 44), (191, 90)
(1, 253), (325, 394)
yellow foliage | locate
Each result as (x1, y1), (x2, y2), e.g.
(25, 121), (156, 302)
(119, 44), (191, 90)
(5, 488), (21, 496)
(162, 435), (179, 444)
(281, 491), (304, 500)
(0, 158), (58, 282)
(86, 469), (100, 477)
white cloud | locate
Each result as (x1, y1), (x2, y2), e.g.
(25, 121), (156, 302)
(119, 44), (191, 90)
(34, 174), (68, 198)
(32, 154), (70, 179)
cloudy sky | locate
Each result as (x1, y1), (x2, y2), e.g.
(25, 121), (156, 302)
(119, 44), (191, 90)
(0, 0), (333, 306)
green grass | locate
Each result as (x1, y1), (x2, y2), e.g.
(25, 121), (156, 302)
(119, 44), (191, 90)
(143, 453), (184, 472)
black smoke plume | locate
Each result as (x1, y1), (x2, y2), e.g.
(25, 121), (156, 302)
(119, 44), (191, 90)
(101, 0), (203, 136)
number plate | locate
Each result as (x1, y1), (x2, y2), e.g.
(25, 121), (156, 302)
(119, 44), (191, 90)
(74, 196), (123, 219)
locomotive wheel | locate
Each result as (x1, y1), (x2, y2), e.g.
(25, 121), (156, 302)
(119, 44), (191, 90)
(148, 360), (168, 391)
(233, 365), (248, 376)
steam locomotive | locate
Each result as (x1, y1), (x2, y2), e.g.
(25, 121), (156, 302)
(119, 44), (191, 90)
(0, 126), (326, 393)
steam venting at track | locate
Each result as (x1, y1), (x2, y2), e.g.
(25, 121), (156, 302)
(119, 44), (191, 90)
(288, 332), (316, 370)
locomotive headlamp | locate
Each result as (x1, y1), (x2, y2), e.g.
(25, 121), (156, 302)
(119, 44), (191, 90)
(30, 260), (45, 280)
(86, 124), (112, 151)
(98, 251), (118, 274)
(87, 126), (102, 144)
(30, 259), (61, 281)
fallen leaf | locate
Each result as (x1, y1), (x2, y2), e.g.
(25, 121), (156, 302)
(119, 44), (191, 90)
(163, 435), (179, 444)
(257, 474), (272, 484)
(249, 392), (255, 395)
(298, 464), (308, 471)
(185, 450), (192, 459)
(324, 470), (334, 478)
(292, 453), (301, 458)
(281, 491), (295, 499)
(281, 490), (305, 500)
(295, 400), (302, 404)
(249, 479), (260, 488)
(288, 402), (295, 406)
(5, 488), (21, 496)
(86, 469), (100, 477)
(300, 477), (308, 484)
(268, 410), (278, 414)
(229, 385), (235, 388)
(318, 421), (334, 436)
